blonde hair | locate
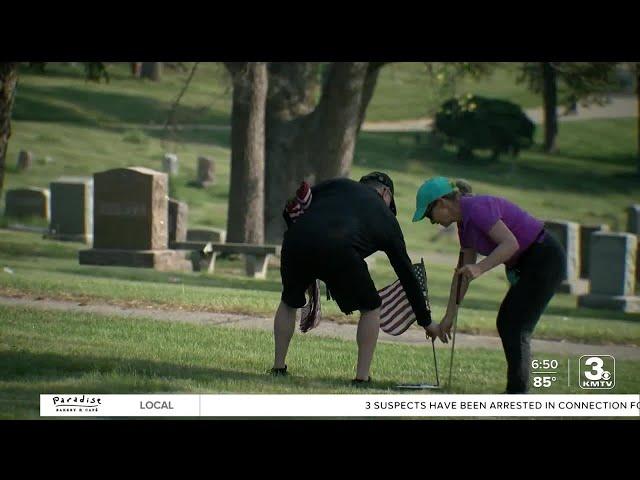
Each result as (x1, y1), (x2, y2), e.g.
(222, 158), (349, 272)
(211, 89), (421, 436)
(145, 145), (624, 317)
(442, 179), (472, 201)
(455, 179), (472, 195)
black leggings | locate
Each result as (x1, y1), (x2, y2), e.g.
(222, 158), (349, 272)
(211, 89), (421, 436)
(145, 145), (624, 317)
(498, 233), (565, 393)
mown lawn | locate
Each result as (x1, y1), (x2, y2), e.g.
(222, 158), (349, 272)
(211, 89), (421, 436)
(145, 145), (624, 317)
(2, 305), (639, 419)
(1, 230), (639, 346)
(12, 62), (545, 126)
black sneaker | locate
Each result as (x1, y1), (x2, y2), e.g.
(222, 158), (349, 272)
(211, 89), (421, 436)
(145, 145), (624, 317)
(269, 365), (288, 377)
(351, 376), (372, 386)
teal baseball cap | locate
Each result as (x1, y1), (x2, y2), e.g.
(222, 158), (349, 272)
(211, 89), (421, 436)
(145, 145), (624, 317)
(412, 176), (456, 222)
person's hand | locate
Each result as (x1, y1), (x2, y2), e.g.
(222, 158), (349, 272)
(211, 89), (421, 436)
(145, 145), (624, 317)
(424, 322), (441, 342)
(456, 263), (482, 283)
(439, 313), (454, 343)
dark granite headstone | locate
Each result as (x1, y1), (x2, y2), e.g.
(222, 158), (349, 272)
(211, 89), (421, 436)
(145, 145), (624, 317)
(79, 167), (192, 272)
(168, 198), (188, 243)
(5, 187), (50, 220)
(578, 232), (639, 313)
(197, 156), (215, 187)
(93, 167), (168, 250)
(579, 224), (610, 279)
(16, 150), (33, 171)
(47, 177), (93, 243)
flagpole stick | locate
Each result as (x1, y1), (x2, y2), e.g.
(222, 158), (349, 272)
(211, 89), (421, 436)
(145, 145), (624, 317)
(432, 338), (439, 387)
(447, 251), (464, 390)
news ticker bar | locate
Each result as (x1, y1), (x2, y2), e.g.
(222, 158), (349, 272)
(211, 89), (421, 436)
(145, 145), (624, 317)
(41, 394), (640, 417)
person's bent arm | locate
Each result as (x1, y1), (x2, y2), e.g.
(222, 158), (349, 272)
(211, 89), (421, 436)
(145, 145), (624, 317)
(383, 221), (431, 328)
(457, 220), (519, 283)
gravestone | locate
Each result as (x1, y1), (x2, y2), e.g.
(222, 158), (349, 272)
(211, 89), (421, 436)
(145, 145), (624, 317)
(131, 62), (142, 77)
(46, 177), (93, 243)
(545, 220), (587, 295)
(168, 198), (188, 244)
(141, 62), (162, 81)
(197, 156), (215, 187)
(16, 151), (33, 171)
(186, 227), (226, 244)
(162, 153), (179, 175)
(78, 167), (192, 271)
(628, 205), (640, 281)
(4, 188), (50, 221)
(579, 224), (610, 279)
(627, 205), (640, 234)
(578, 232), (639, 313)
(92, 167), (167, 250)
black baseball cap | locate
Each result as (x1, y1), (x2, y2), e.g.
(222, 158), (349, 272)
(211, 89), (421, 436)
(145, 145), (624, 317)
(359, 171), (397, 216)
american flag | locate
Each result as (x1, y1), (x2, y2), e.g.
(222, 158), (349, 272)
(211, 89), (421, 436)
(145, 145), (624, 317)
(378, 259), (430, 336)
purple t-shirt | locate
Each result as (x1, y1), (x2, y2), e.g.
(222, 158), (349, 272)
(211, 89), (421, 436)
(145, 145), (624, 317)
(458, 195), (544, 268)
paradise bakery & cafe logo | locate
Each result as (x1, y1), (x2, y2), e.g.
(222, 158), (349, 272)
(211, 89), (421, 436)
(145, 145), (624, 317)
(52, 395), (102, 413)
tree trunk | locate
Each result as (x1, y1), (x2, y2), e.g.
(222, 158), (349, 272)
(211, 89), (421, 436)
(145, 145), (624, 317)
(0, 63), (19, 203)
(221, 62), (385, 244)
(636, 63), (640, 174)
(356, 62), (387, 133)
(264, 62), (378, 243)
(141, 62), (162, 81)
(264, 63), (323, 243)
(225, 63), (267, 244)
(542, 62), (558, 153)
(312, 62), (369, 181)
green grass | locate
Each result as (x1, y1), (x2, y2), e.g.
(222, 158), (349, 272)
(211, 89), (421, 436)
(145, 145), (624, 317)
(2, 305), (639, 419)
(3, 121), (231, 227)
(368, 62), (542, 120)
(13, 62), (232, 126)
(13, 62), (547, 127)
(4, 117), (638, 238)
(1, 230), (639, 345)
(2, 64), (639, 350)
(8, 62), (636, 238)
(3, 118), (638, 346)
(353, 118), (639, 254)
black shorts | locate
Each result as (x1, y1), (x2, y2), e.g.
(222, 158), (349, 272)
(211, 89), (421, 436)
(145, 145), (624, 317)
(280, 243), (381, 315)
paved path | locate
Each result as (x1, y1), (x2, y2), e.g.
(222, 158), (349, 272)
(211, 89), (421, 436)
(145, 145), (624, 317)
(2, 295), (638, 360)
(524, 93), (637, 124)
(361, 93), (637, 132)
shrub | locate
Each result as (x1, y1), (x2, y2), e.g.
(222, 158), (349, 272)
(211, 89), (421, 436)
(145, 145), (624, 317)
(122, 130), (149, 145)
(434, 94), (535, 161)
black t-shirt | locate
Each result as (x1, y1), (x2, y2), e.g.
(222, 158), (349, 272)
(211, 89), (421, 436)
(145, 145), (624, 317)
(285, 178), (431, 326)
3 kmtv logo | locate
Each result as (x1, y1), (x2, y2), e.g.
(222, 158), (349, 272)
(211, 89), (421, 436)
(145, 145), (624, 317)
(579, 355), (615, 390)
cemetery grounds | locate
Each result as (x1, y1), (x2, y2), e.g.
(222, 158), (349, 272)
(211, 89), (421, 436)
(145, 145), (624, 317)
(0, 63), (639, 419)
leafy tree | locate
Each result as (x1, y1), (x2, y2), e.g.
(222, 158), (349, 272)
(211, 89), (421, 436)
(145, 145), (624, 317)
(518, 62), (618, 153)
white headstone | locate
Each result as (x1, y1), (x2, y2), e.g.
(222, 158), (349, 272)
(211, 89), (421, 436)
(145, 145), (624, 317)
(162, 153), (179, 175)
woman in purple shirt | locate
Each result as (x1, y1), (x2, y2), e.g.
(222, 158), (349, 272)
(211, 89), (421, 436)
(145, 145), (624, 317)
(413, 176), (565, 393)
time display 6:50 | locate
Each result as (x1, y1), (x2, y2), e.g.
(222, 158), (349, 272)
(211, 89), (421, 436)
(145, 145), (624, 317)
(531, 359), (558, 370)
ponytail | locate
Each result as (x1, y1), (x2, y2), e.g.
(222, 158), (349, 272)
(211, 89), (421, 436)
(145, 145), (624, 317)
(442, 179), (473, 202)
(455, 179), (472, 195)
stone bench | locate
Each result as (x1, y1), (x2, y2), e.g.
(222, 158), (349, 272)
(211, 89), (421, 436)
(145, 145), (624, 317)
(171, 241), (281, 279)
